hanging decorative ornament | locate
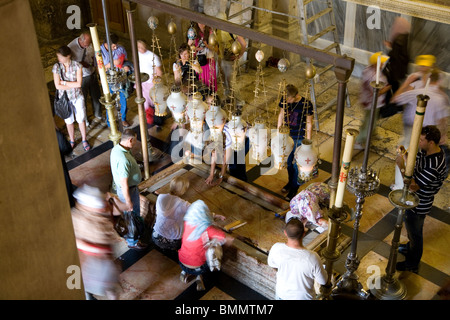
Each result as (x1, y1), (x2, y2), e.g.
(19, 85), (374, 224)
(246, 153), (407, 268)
(255, 50), (264, 63)
(147, 16), (159, 30)
(249, 117), (268, 164)
(305, 65), (317, 80)
(167, 21), (177, 35)
(187, 24), (197, 41)
(271, 126), (294, 169)
(205, 99), (227, 142)
(149, 76), (169, 117)
(227, 109), (247, 152)
(294, 139), (319, 182)
(208, 31), (217, 47)
(186, 91), (207, 139)
(231, 40), (241, 55)
(277, 58), (290, 73)
(167, 85), (187, 125)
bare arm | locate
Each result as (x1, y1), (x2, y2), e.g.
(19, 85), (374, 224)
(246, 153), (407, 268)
(119, 177), (133, 212)
(277, 109), (284, 129)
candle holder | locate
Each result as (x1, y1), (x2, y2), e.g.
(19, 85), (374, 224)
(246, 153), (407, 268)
(331, 82), (383, 300)
(370, 94), (429, 300)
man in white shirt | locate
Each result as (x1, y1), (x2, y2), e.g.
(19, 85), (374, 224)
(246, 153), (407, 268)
(68, 30), (103, 122)
(268, 218), (327, 300)
(137, 40), (163, 130)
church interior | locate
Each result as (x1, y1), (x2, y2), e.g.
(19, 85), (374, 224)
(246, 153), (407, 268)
(1, 0), (449, 302)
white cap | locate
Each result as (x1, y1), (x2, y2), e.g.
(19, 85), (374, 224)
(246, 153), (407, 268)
(73, 184), (106, 209)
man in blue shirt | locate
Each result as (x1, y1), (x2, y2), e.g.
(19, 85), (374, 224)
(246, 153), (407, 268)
(101, 33), (132, 128)
(277, 84), (313, 200)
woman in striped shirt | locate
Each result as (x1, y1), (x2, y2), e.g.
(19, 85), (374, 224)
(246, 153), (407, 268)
(395, 125), (447, 273)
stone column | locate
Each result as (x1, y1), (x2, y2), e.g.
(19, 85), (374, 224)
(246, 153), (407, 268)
(0, 0), (85, 299)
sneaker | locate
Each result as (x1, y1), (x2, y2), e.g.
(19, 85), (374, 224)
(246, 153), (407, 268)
(122, 120), (131, 128)
(195, 276), (205, 291)
(353, 142), (365, 150)
(396, 261), (418, 274)
(127, 241), (147, 251)
(281, 183), (291, 193)
(180, 271), (188, 283)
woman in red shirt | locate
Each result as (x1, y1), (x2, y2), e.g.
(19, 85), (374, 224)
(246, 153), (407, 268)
(178, 200), (233, 291)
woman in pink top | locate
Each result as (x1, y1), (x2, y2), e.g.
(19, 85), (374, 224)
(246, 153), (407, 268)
(178, 200), (232, 291)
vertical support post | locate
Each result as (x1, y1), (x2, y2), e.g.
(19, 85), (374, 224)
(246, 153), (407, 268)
(88, 23), (121, 145)
(123, 1), (150, 180)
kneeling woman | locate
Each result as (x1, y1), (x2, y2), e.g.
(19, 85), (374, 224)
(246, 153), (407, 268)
(152, 176), (190, 251)
(178, 200), (233, 291)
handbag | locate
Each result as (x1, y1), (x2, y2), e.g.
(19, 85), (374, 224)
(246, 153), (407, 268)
(108, 198), (129, 237)
(197, 54), (208, 66)
(54, 63), (73, 119)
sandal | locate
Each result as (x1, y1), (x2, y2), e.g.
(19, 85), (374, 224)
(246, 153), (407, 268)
(82, 140), (91, 152)
(69, 141), (75, 149)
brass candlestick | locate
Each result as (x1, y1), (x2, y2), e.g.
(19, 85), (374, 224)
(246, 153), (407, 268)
(320, 128), (358, 299)
(87, 23), (121, 145)
(370, 94), (428, 300)
(331, 81), (383, 300)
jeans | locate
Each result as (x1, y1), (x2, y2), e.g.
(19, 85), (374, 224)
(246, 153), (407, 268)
(106, 88), (127, 126)
(81, 73), (102, 118)
(403, 209), (426, 268)
(287, 138), (303, 191)
(228, 137), (250, 182)
(179, 262), (209, 276)
(117, 186), (141, 246)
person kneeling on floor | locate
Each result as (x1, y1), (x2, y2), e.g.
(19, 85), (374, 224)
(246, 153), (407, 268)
(177, 200), (233, 291)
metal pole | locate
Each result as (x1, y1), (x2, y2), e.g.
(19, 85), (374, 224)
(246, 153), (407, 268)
(102, 0), (115, 71)
(123, 1), (150, 180)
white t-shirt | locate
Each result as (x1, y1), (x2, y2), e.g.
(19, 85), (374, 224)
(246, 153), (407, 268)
(267, 243), (327, 300)
(138, 50), (162, 84)
(67, 37), (95, 77)
(153, 194), (190, 240)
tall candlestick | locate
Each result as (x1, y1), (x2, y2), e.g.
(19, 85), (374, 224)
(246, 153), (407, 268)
(424, 77), (430, 92)
(404, 94), (429, 178)
(376, 55), (381, 85)
(88, 24), (110, 97)
(334, 129), (358, 208)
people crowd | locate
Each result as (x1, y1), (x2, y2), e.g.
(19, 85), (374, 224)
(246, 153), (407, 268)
(53, 12), (448, 301)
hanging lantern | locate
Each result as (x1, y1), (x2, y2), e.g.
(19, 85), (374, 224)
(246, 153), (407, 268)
(208, 31), (217, 47)
(167, 86), (187, 125)
(277, 58), (290, 73)
(226, 112), (247, 152)
(231, 40), (241, 55)
(305, 65), (316, 80)
(147, 16), (159, 30)
(255, 50), (264, 63)
(271, 126), (294, 169)
(167, 21), (177, 35)
(205, 101), (227, 142)
(186, 91), (207, 139)
(294, 139), (318, 182)
(249, 117), (268, 164)
(149, 76), (169, 116)
(187, 25), (197, 40)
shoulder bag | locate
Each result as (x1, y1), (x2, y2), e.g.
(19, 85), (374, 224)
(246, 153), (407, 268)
(108, 198), (129, 238)
(54, 63), (73, 119)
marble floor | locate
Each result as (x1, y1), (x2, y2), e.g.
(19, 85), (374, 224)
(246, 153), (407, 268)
(58, 59), (449, 301)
